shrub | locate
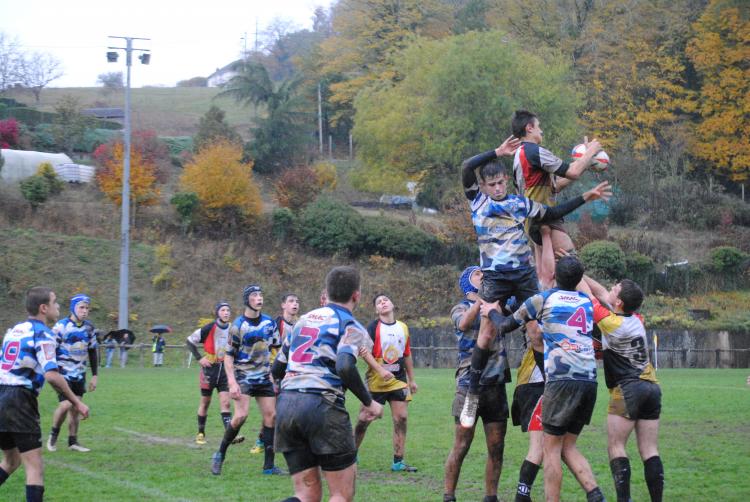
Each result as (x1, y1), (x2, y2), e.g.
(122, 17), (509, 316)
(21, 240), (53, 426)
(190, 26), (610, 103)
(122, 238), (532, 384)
(275, 166), (321, 211)
(0, 118), (19, 148)
(271, 207), (296, 240)
(360, 218), (440, 261)
(312, 161), (337, 191)
(36, 162), (64, 195)
(625, 252), (655, 290)
(574, 212), (609, 249)
(20, 176), (50, 209)
(170, 192), (199, 230)
(710, 246), (747, 273)
(609, 192), (643, 226)
(298, 197), (364, 254)
(580, 240), (626, 281)
(29, 123), (56, 150)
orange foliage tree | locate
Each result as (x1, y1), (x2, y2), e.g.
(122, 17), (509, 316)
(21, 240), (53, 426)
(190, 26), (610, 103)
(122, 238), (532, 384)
(275, 162), (337, 211)
(687, 0), (750, 182)
(180, 140), (262, 222)
(97, 142), (160, 207)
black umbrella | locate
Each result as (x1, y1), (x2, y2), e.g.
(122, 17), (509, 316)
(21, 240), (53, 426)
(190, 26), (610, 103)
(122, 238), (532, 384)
(149, 324), (172, 334)
(105, 328), (135, 344)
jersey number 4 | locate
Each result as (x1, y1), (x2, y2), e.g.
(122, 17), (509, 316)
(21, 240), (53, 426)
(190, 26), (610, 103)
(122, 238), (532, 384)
(566, 307), (588, 335)
(0, 341), (21, 371)
(291, 327), (320, 364)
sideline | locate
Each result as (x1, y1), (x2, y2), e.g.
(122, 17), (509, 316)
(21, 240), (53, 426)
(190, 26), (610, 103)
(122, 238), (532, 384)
(46, 458), (194, 502)
(113, 426), (200, 448)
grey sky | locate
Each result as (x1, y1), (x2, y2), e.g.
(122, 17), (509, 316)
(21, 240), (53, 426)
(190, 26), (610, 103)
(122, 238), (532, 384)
(1, 0), (332, 87)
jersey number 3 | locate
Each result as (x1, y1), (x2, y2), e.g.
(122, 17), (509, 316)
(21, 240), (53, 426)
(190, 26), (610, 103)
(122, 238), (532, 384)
(0, 341), (21, 371)
(291, 327), (320, 364)
(566, 307), (588, 335)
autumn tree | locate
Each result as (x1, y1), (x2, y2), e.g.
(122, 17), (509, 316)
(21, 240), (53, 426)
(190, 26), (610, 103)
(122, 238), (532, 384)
(180, 140), (262, 225)
(319, 0), (453, 125)
(575, 0), (697, 154)
(275, 162), (337, 211)
(687, 0), (750, 182)
(97, 142), (160, 211)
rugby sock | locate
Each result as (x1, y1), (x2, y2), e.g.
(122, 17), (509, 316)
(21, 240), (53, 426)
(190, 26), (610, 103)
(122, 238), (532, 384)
(483, 496), (498, 502)
(26, 485), (44, 502)
(586, 487), (605, 502)
(68, 435), (77, 447)
(0, 467), (9, 486)
(442, 494), (456, 502)
(220, 412), (231, 430)
(469, 347), (490, 393)
(50, 426), (60, 438)
(262, 426), (275, 470)
(516, 459), (540, 502)
(197, 414), (207, 434)
(394, 455), (403, 464)
(219, 424), (240, 458)
(643, 455), (664, 502)
(610, 457), (631, 502)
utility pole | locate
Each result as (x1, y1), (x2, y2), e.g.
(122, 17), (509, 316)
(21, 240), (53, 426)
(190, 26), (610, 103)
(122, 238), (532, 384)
(107, 36), (150, 331)
(318, 82), (323, 154)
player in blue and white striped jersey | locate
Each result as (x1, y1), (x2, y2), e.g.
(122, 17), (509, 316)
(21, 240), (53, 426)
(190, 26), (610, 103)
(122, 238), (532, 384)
(272, 266), (383, 502)
(481, 257), (605, 502)
(0, 287), (89, 502)
(211, 285), (281, 476)
(46, 294), (98, 453)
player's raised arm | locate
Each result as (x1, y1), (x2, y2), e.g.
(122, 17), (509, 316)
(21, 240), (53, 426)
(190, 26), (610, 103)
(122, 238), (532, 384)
(461, 136), (520, 191)
(565, 136), (602, 180)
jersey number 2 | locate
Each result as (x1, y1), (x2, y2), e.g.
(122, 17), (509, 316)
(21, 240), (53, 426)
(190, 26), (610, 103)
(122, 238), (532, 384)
(0, 341), (21, 371)
(566, 307), (588, 335)
(291, 327), (320, 364)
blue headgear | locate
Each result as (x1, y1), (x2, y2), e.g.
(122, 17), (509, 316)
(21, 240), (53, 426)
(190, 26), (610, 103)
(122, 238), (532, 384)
(215, 301), (231, 317)
(70, 294), (91, 315)
(459, 267), (480, 296)
(242, 285), (262, 308)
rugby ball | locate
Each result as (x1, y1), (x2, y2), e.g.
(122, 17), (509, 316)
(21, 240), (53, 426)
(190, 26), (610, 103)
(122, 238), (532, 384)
(571, 144), (610, 172)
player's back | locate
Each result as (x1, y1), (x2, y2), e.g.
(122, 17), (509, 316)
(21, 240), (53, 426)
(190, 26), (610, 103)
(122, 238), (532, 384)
(595, 304), (656, 387)
(280, 304), (370, 398)
(0, 320), (58, 393)
(526, 289), (596, 382)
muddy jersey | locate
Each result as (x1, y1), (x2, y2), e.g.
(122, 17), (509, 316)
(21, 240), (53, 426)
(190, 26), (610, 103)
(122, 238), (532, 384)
(277, 304), (372, 399)
(228, 314), (278, 384)
(52, 318), (97, 382)
(451, 300), (510, 387)
(0, 319), (58, 394)
(592, 299), (657, 388)
(366, 319), (411, 393)
(513, 289), (596, 383)
(187, 320), (231, 363)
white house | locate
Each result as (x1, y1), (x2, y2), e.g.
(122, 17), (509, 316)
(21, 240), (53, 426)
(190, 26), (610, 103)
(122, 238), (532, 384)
(207, 60), (243, 88)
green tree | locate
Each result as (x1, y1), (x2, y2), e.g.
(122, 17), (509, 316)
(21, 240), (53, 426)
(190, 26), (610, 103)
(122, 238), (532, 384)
(217, 60), (312, 173)
(20, 176), (50, 209)
(352, 30), (579, 196)
(193, 105), (241, 153)
(687, 0), (750, 182)
(53, 95), (89, 154)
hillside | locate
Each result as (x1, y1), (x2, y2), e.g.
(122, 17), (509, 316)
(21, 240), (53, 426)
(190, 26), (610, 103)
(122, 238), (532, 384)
(4, 87), (255, 137)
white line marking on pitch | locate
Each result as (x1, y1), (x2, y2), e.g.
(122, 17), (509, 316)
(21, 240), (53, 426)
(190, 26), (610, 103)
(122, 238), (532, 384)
(113, 426), (200, 448)
(46, 458), (194, 502)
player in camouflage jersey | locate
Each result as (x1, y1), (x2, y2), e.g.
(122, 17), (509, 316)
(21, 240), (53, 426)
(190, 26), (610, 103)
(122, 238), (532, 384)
(0, 287), (89, 502)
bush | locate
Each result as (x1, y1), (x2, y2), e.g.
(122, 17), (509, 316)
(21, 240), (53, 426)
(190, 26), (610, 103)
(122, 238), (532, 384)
(271, 207), (296, 240)
(20, 176), (50, 209)
(160, 136), (194, 156)
(29, 123), (57, 150)
(36, 162), (64, 195)
(360, 218), (441, 261)
(79, 128), (120, 153)
(625, 252), (655, 290)
(580, 240), (626, 281)
(0, 118), (20, 148)
(710, 246), (747, 273)
(609, 192), (643, 226)
(298, 198), (364, 254)
(574, 212), (609, 249)
(170, 192), (199, 230)
(275, 166), (322, 211)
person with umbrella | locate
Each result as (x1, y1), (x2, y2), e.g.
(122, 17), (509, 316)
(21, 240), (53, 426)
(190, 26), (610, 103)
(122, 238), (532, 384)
(150, 325), (171, 367)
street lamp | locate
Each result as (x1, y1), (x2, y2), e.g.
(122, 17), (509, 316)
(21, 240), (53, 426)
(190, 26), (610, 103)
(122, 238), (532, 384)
(107, 35), (150, 331)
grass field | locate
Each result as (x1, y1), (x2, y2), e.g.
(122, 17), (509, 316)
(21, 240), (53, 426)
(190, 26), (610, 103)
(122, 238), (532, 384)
(2, 367), (749, 501)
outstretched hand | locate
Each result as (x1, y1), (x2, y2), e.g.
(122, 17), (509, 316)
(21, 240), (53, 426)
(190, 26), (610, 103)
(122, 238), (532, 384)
(583, 181), (612, 202)
(495, 135), (521, 157)
(479, 300), (500, 318)
(583, 136), (602, 155)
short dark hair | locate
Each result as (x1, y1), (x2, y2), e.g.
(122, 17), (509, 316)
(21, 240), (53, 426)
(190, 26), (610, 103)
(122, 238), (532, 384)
(555, 256), (584, 290)
(280, 293), (298, 303)
(512, 110), (538, 138)
(26, 286), (53, 315)
(478, 160), (506, 181)
(325, 266), (360, 303)
(617, 279), (644, 314)
(372, 293), (390, 306)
